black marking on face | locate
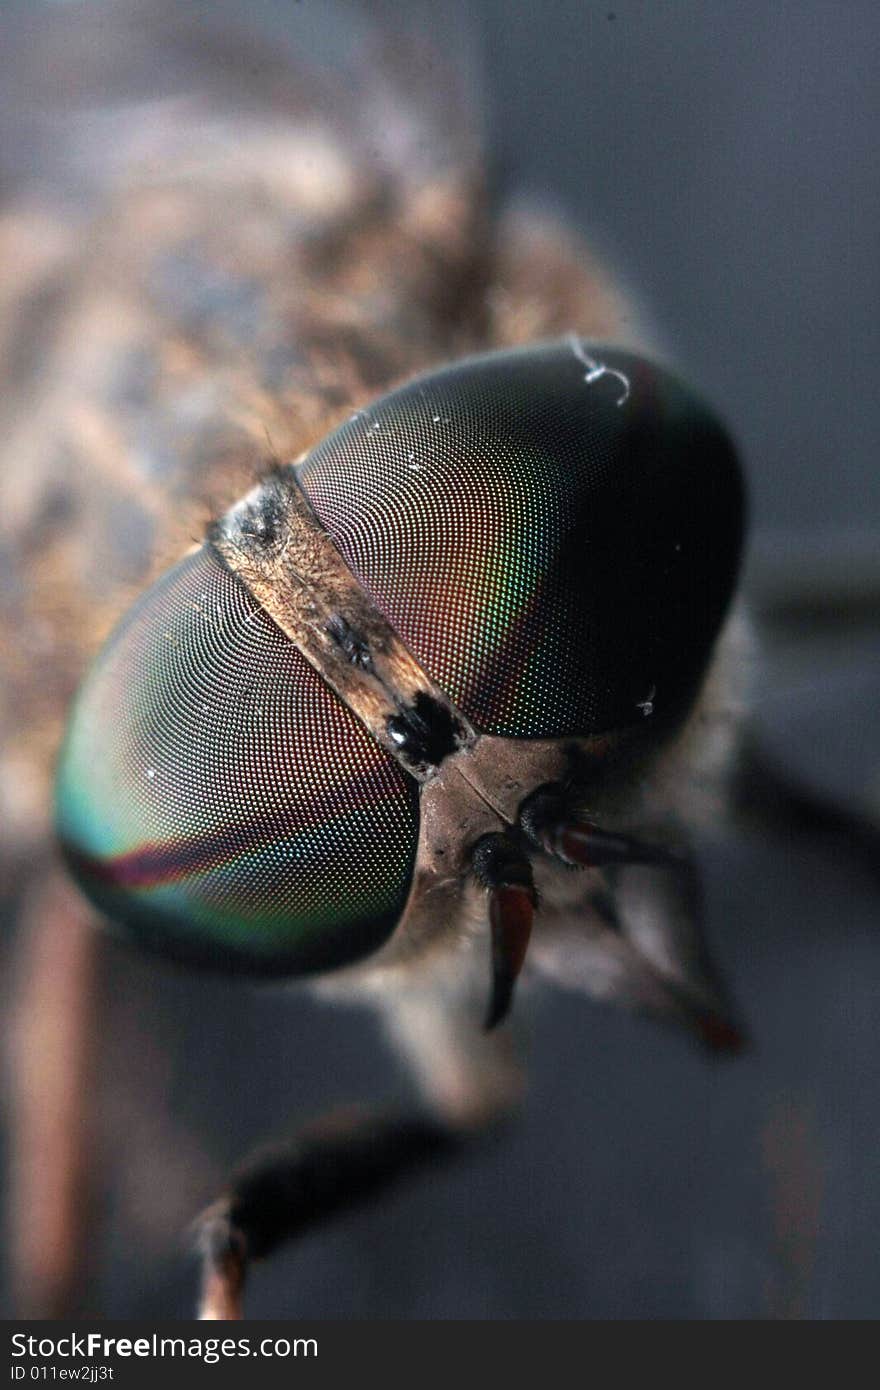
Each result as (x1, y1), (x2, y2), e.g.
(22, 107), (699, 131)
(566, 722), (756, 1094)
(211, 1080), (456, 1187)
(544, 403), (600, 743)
(386, 692), (465, 770)
(325, 613), (374, 672)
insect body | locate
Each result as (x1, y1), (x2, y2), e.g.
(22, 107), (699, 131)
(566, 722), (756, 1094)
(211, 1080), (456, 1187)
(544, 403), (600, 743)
(10, 4), (749, 1311)
(55, 339), (744, 1026)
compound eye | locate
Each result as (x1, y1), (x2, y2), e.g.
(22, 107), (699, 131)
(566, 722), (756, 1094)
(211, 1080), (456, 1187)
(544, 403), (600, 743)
(298, 341), (745, 738)
(55, 546), (419, 976)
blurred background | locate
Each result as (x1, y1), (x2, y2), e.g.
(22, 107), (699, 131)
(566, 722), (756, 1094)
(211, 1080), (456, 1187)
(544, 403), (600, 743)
(1, 0), (878, 1318)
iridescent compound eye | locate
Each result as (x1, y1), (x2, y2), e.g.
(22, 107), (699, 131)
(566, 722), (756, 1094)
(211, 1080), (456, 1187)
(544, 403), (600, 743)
(298, 341), (744, 736)
(55, 545), (420, 976)
(56, 339), (745, 983)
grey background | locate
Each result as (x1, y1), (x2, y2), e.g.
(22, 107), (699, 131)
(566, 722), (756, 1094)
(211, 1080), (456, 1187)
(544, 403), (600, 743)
(482, 0), (880, 539)
(3, 0), (880, 1319)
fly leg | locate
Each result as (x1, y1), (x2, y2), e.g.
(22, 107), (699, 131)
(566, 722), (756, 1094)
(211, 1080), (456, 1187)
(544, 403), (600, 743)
(5, 866), (98, 1315)
(606, 848), (745, 1051)
(522, 785), (743, 1051)
(530, 863), (743, 1051)
(196, 1106), (462, 1320)
(196, 953), (524, 1320)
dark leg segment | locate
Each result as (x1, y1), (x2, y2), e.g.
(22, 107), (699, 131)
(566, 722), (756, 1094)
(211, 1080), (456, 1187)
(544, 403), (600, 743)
(196, 1107), (463, 1319)
(608, 847), (745, 1052)
(195, 941), (524, 1320)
